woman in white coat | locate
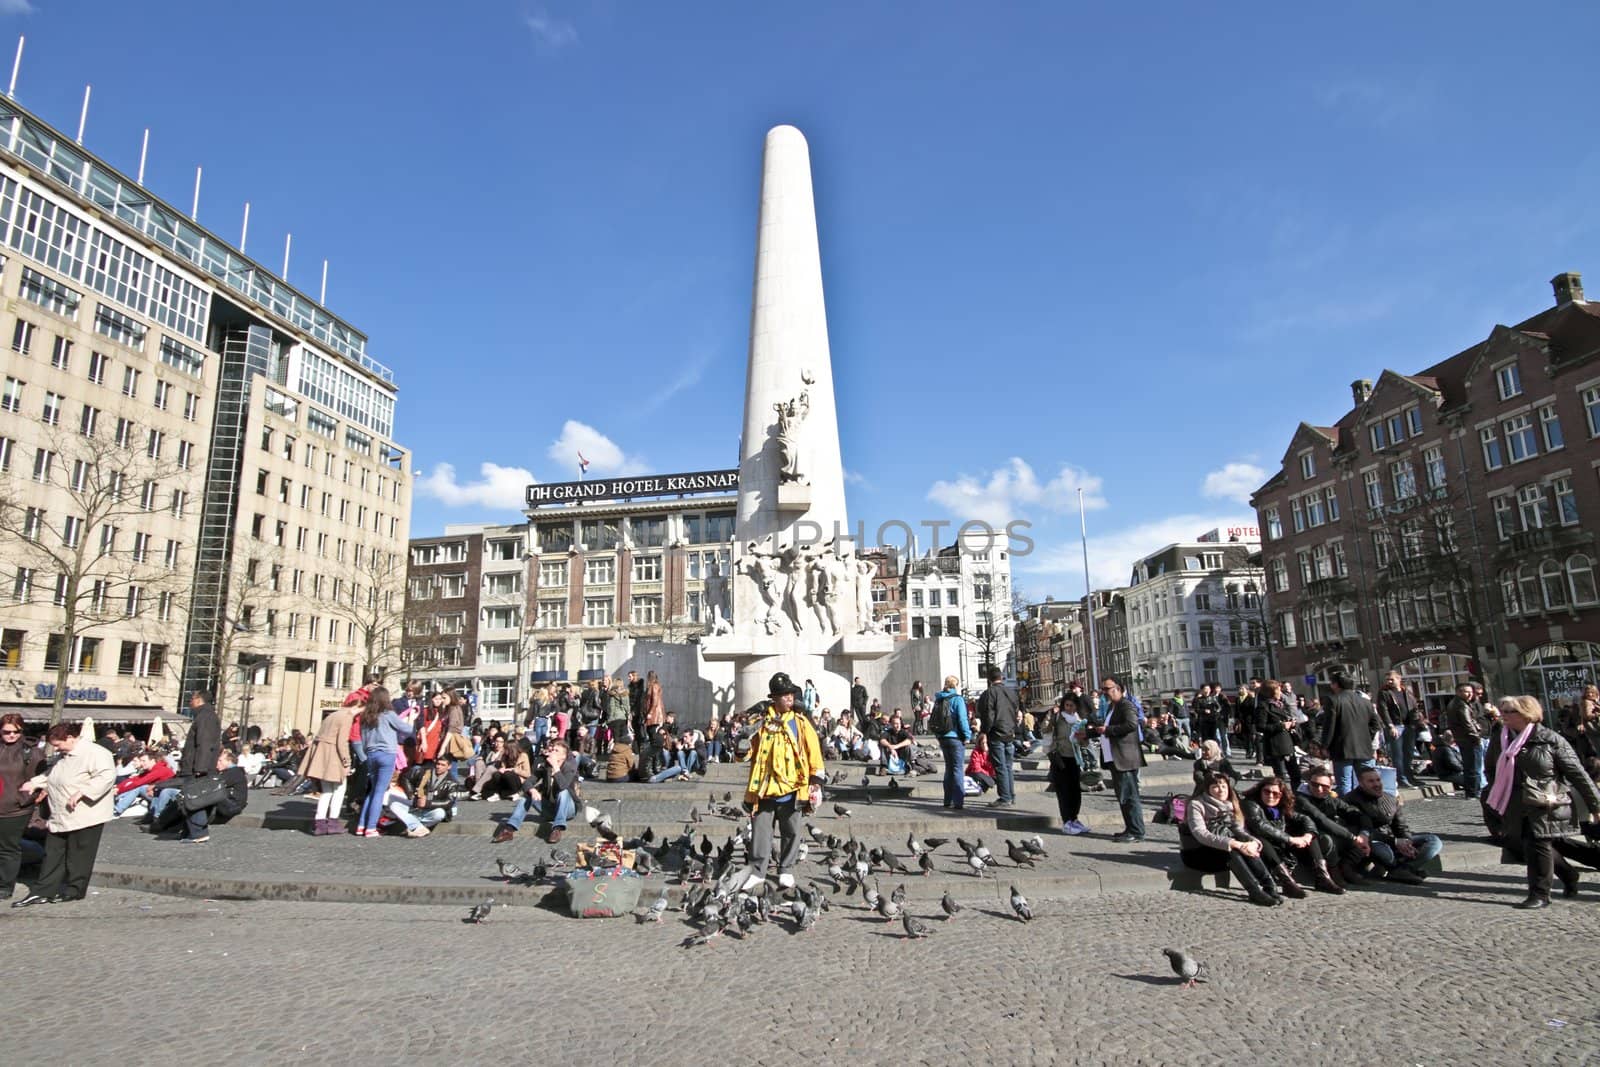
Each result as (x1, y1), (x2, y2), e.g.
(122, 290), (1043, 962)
(13, 723), (115, 908)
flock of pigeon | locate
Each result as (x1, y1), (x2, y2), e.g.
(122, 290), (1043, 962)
(466, 790), (1207, 985)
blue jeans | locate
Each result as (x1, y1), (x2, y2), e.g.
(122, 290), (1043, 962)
(114, 787), (152, 814)
(1333, 758), (1371, 796)
(505, 789), (575, 831)
(185, 805), (209, 840)
(706, 739), (724, 762)
(532, 718), (550, 749)
(1461, 739), (1485, 798)
(387, 800), (447, 833)
(150, 786), (181, 822)
(649, 763), (689, 783)
(1368, 832), (1443, 874)
(938, 736), (966, 808)
(1113, 767), (1145, 839)
(358, 750), (399, 832)
(1383, 729), (1409, 784)
(991, 738), (1015, 803)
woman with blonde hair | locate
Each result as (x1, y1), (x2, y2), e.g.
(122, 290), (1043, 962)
(1484, 695), (1600, 908)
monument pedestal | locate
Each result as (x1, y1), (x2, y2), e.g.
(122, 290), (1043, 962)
(776, 483), (811, 514)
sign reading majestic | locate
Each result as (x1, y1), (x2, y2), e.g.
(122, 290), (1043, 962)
(526, 469), (739, 506)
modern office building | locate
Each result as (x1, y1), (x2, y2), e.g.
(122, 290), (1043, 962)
(0, 92), (411, 733)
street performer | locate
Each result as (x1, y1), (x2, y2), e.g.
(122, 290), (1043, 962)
(740, 671), (826, 892)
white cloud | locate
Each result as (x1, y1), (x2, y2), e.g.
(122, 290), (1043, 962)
(843, 468), (870, 487)
(416, 461), (535, 510)
(1020, 512), (1258, 593)
(522, 8), (577, 49)
(1201, 462), (1268, 505)
(0, 0), (34, 14)
(927, 457), (1105, 528)
(547, 420), (647, 477)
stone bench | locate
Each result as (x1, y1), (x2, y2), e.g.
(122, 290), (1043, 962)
(1167, 865), (1232, 892)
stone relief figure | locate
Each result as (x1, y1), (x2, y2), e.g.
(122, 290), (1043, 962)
(818, 551), (846, 635)
(745, 541), (784, 634)
(807, 551), (834, 634)
(704, 560), (733, 636)
(778, 543), (809, 634)
(773, 389), (811, 484)
(855, 556), (882, 634)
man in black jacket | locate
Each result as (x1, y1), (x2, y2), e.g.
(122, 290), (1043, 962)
(850, 677), (869, 729)
(178, 690), (221, 781)
(627, 670), (645, 741)
(1298, 765), (1373, 883)
(1101, 677), (1147, 842)
(493, 739), (578, 844)
(152, 748), (248, 843)
(1343, 766), (1442, 885)
(1319, 674), (1380, 796)
(976, 669), (1020, 806)
(1377, 671), (1423, 788)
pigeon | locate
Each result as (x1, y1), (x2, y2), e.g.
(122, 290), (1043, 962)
(689, 806), (702, 824)
(882, 851), (912, 875)
(861, 772), (871, 790)
(1006, 841), (1037, 868)
(681, 917), (726, 948)
(886, 778), (902, 795)
(467, 898), (494, 924)
(863, 880), (882, 910)
(1163, 948), (1207, 989)
(939, 891), (962, 919)
(632, 851), (653, 876)
(1009, 885), (1033, 922)
(640, 826), (657, 846)
(735, 907), (755, 938)
(918, 852), (935, 876)
(862, 788), (874, 805)
(699, 835), (714, 858)
(796, 898), (820, 931)
(889, 882), (907, 904)
(923, 837), (950, 852)
(974, 839), (996, 866)
(723, 791), (733, 803)
(828, 861), (846, 882)
(907, 833), (928, 856)
(639, 888), (669, 923)
(966, 852), (988, 876)
(875, 893), (902, 922)
(709, 792), (719, 808)
(833, 803), (853, 820)
(807, 823), (827, 844)
(902, 912), (933, 939)
(1024, 835), (1049, 858)
(590, 812), (619, 842)
(495, 858), (526, 882)
(868, 846), (886, 869)
(529, 862), (549, 884)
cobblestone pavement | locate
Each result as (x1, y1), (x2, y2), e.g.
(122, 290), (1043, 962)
(8, 868), (1597, 1066)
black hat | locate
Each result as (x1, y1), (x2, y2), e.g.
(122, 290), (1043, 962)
(768, 672), (803, 697)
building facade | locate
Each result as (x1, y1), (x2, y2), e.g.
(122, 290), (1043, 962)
(902, 535), (1015, 686)
(1252, 271), (1600, 709)
(0, 94), (411, 733)
(1013, 598), (1076, 708)
(1123, 534), (1269, 698)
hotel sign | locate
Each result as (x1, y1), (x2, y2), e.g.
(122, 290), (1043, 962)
(526, 469), (739, 506)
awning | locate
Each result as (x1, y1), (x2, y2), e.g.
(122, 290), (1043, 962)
(0, 704), (171, 723)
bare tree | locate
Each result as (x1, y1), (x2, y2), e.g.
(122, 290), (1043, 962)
(0, 428), (192, 723)
(325, 544), (407, 682)
(1212, 579), (1277, 681)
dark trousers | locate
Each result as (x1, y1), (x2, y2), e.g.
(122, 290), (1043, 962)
(0, 812), (30, 895)
(1049, 754), (1082, 822)
(1268, 754), (1301, 791)
(479, 771), (522, 797)
(1257, 835), (1326, 871)
(938, 737), (965, 809)
(1521, 830), (1600, 900)
(1112, 767), (1144, 839)
(36, 823), (104, 900)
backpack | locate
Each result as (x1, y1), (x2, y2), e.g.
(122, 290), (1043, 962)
(1154, 793), (1187, 825)
(928, 695), (953, 735)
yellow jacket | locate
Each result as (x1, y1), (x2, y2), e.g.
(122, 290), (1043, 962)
(744, 704), (825, 809)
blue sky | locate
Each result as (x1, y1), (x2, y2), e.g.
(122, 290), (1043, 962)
(10, 2), (1598, 596)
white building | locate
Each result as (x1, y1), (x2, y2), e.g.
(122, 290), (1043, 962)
(1124, 530), (1269, 697)
(902, 534), (1014, 686)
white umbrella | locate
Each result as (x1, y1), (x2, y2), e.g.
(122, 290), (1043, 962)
(78, 715), (95, 742)
(148, 716), (164, 746)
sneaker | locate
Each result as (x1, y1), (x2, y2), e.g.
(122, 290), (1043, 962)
(482, 794), (500, 803)
(777, 872), (796, 890)
(739, 872), (765, 893)
(1064, 820), (1090, 835)
(120, 802), (149, 820)
(181, 836), (210, 844)
(405, 826), (430, 838)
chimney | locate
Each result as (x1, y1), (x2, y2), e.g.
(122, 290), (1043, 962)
(1552, 272), (1585, 305)
(1351, 379), (1373, 406)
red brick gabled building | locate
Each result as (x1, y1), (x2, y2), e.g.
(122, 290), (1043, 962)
(1253, 272), (1600, 710)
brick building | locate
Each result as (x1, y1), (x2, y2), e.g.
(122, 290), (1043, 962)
(1252, 271), (1600, 709)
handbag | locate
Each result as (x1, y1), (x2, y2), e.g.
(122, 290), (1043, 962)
(1521, 777), (1570, 811)
(443, 732), (473, 761)
(178, 774), (228, 814)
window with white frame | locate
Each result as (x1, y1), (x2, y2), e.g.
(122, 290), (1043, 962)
(1324, 487), (1340, 521)
(1405, 405), (1422, 437)
(536, 600), (567, 629)
(1370, 423), (1387, 451)
(486, 538), (520, 562)
(1517, 484), (1548, 531)
(438, 613), (465, 635)
(538, 559), (568, 587)
(1364, 470), (1383, 509)
(1292, 499), (1305, 532)
(481, 606), (520, 630)
(584, 597), (613, 627)
(1541, 405), (1564, 451)
(1493, 496), (1516, 540)
(631, 595), (662, 624)
(1391, 461), (1417, 500)
(1306, 493), (1325, 527)
(1481, 426), (1504, 470)
(1585, 386), (1600, 438)
(1503, 414), (1538, 463)
(1331, 539), (1347, 576)
(583, 641), (608, 671)
(1265, 506), (1282, 540)
(1496, 363), (1522, 400)
(1553, 477), (1579, 526)
(479, 642), (517, 665)
(535, 642), (564, 672)
(481, 680), (516, 711)
(632, 554), (662, 582)
(585, 557), (616, 585)
(484, 572), (521, 596)
(440, 574), (466, 598)
(1423, 446), (1446, 490)
(1299, 452), (1315, 479)
(1270, 558), (1288, 592)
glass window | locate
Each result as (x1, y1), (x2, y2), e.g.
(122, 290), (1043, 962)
(1388, 414), (1405, 444)
(1391, 461), (1416, 500)
(1324, 487), (1340, 521)
(580, 519), (620, 551)
(1306, 493), (1325, 527)
(538, 559), (568, 586)
(535, 642), (563, 672)
(537, 521), (573, 554)
(1299, 452), (1315, 479)
(631, 595), (662, 624)
(1332, 540), (1347, 575)
(629, 516), (666, 549)
(1501, 569), (1520, 616)
(1568, 555), (1598, 607)
(1541, 559), (1568, 610)
(1481, 427), (1504, 470)
(1541, 405), (1564, 451)
(585, 557), (616, 584)
(584, 596), (613, 627)
(1503, 415), (1538, 463)
(1405, 406), (1422, 437)
(1370, 423), (1387, 451)
(536, 600), (567, 628)
(632, 555), (662, 582)
(1493, 496), (1516, 540)
(1265, 506), (1282, 540)
(1584, 386), (1600, 438)
(583, 641), (608, 671)
(1496, 363), (1522, 400)
(1364, 470), (1383, 508)
(1292, 499), (1305, 532)
(1423, 446), (1446, 490)
(705, 511), (735, 543)
(1517, 484), (1548, 531)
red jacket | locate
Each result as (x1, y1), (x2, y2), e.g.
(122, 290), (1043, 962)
(116, 761), (174, 795)
(967, 748), (995, 777)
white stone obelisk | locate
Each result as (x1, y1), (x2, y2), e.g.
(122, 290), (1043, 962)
(738, 125), (847, 546)
(702, 125), (879, 712)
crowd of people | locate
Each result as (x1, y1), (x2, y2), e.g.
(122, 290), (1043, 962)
(3, 661), (1598, 913)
